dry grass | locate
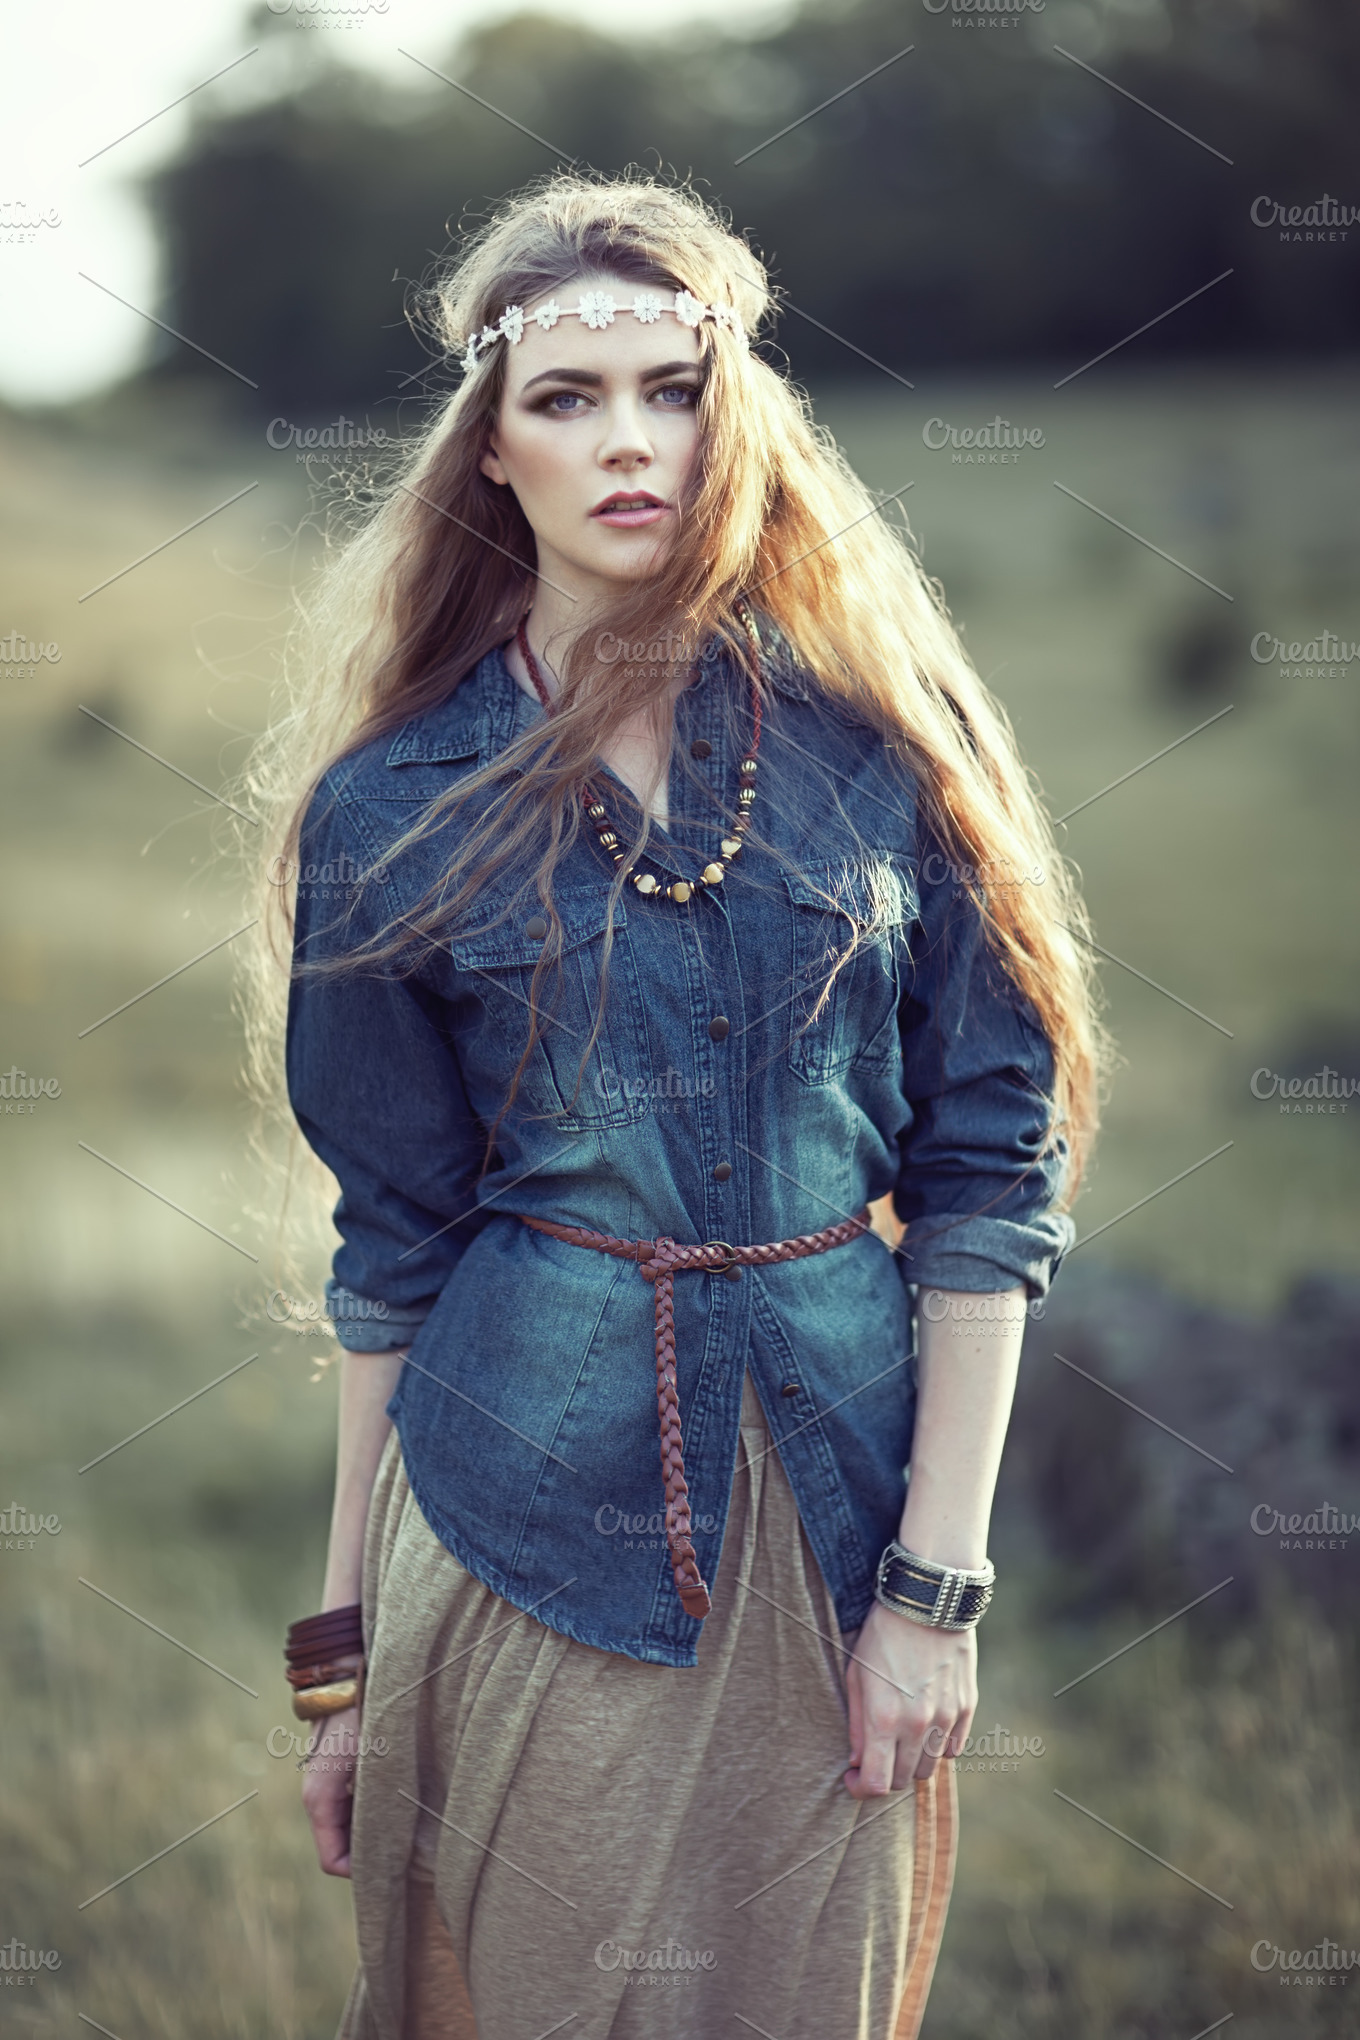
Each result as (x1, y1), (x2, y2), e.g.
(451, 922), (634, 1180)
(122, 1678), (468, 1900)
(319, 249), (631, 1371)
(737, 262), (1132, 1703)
(1, 366), (1357, 2033)
(927, 1582), (1360, 2038)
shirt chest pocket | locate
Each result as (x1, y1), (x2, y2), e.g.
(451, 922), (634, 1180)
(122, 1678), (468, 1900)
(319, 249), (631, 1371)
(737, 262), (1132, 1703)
(448, 883), (653, 1131)
(782, 856), (916, 1087)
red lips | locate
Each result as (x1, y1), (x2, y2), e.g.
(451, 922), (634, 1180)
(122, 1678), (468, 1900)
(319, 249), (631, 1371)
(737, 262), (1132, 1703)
(592, 490), (666, 514)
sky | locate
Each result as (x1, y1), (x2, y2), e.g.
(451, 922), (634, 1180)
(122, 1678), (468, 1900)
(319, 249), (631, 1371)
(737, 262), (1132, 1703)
(0, 0), (791, 407)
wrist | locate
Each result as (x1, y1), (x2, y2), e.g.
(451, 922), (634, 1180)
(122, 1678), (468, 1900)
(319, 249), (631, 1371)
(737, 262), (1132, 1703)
(876, 1540), (995, 1631)
(896, 1516), (988, 1572)
(286, 1603), (366, 1719)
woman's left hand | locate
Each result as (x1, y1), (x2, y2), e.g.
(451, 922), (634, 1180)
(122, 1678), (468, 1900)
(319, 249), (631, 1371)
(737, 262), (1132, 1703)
(842, 1602), (977, 1797)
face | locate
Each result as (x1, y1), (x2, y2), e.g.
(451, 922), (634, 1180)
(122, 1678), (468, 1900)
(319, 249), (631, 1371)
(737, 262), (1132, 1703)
(478, 274), (705, 605)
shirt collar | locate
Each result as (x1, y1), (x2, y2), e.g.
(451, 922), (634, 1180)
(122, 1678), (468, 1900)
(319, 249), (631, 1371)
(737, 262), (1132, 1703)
(383, 610), (809, 772)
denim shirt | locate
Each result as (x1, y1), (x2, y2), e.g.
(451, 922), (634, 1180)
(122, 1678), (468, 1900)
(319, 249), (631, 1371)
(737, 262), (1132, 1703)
(286, 624), (1074, 1667)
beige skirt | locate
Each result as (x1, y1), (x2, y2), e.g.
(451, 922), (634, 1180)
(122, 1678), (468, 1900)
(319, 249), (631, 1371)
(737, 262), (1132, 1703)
(336, 1369), (957, 2040)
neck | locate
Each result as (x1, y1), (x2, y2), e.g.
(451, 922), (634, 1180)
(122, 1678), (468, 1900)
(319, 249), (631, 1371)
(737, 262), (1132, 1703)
(519, 583), (581, 697)
(517, 587), (692, 709)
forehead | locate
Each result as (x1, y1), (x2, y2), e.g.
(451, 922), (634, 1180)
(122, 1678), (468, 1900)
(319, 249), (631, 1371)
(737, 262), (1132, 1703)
(500, 276), (704, 392)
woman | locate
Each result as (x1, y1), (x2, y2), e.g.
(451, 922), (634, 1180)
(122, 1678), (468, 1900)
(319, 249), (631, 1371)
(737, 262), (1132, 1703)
(265, 172), (1101, 2040)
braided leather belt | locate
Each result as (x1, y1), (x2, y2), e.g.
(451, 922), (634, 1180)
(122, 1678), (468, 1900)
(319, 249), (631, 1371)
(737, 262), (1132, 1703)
(518, 1206), (873, 1621)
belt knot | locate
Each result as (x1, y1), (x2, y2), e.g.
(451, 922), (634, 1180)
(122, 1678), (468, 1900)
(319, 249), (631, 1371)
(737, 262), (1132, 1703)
(517, 1205), (873, 1623)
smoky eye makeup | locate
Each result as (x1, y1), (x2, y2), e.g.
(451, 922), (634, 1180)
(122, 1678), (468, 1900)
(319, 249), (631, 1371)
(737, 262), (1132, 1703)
(523, 380), (702, 419)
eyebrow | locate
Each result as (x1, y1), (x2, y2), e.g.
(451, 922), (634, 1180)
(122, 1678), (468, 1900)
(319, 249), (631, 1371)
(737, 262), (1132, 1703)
(519, 359), (702, 393)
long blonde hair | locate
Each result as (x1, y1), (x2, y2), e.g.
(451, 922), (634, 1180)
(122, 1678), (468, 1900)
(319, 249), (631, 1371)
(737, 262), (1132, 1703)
(241, 167), (1104, 1227)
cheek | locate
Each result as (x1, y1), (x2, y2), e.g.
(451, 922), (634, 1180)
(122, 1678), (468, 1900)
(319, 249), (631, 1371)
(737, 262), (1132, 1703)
(659, 408), (702, 476)
(501, 422), (582, 505)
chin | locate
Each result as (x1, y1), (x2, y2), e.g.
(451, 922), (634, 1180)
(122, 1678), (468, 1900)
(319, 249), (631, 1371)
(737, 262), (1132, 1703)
(580, 539), (676, 585)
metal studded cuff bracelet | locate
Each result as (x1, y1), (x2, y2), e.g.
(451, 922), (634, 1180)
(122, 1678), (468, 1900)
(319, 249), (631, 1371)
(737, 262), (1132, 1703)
(874, 1541), (996, 1630)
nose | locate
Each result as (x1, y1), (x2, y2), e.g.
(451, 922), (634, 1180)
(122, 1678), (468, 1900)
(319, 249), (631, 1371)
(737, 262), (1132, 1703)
(597, 393), (655, 473)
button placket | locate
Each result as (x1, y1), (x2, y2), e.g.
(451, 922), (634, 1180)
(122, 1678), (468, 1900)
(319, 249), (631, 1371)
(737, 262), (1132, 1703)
(667, 654), (738, 869)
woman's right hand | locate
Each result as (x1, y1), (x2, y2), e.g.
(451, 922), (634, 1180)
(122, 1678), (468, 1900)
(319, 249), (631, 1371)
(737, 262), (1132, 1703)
(300, 1704), (362, 1877)
(305, 1347), (406, 1879)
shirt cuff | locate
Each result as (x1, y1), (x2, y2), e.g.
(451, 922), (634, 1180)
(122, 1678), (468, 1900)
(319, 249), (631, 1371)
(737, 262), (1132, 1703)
(897, 1211), (1075, 1300)
(325, 1278), (428, 1353)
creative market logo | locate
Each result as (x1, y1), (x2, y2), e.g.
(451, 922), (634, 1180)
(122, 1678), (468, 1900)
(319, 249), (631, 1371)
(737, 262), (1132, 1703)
(594, 1065), (716, 1112)
(1250, 1502), (1358, 1549)
(922, 1722), (1046, 1771)
(594, 629), (699, 681)
(920, 0), (1044, 24)
(921, 416), (1045, 463)
(264, 0), (389, 24)
(594, 1503), (721, 1548)
(0, 1067), (62, 1116)
(594, 1937), (717, 1983)
(0, 1938), (62, 1982)
(0, 202), (61, 245)
(1251, 194), (1358, 243)
(1251, 1937), (1358, 1985)
(1250, 1067), (1356, 1117)
(0, 632), (61, 679)
(266, 415), (391, 462)
(0, 1503), (63, 1551)
(1251, 630), (1358, 678)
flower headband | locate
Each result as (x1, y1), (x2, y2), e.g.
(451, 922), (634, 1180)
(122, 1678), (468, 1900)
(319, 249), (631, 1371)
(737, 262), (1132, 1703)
(460, 288), (746, 374)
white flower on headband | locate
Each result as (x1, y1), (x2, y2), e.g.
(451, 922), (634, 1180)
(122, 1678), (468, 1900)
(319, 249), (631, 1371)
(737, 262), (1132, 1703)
(577, 291), (617, 330)
(673, 290), (708, 329)
(458, 288), (746, 370)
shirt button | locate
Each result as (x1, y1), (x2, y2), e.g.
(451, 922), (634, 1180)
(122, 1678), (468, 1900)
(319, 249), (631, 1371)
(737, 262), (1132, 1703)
(690, 738), (712, 760)
(781, 1382), (801, 1398)
(525, 915), (548, 940)
(708, 1015), (730, 1041)
(713, 1161), (732, 1182)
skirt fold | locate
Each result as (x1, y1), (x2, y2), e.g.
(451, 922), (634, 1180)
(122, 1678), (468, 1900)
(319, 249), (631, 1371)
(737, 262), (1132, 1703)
(337, 1371), (956, 2040)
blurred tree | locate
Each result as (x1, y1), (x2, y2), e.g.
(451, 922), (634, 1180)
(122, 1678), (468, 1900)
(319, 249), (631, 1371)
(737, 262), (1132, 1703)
(137, 0), (1360, 418)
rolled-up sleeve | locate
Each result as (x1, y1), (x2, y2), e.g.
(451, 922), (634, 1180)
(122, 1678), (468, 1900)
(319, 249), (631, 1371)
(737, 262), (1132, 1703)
(892, 832), (1075, 1298)
(285, 776), (491, 1352)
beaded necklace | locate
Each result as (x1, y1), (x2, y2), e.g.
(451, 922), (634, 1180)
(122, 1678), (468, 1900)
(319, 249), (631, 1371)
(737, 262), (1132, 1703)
(515, 603), (763, 904)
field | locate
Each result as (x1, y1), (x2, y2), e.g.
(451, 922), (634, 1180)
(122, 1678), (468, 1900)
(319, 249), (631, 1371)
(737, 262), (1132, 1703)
(1, 364), (1357, 2035)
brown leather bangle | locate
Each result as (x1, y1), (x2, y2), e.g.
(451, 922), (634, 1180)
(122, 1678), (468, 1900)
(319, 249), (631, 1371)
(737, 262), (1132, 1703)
(285, 1605), (364, 1669)
(285, 1657), (364, 1690)
(287, 1604), (363, 1649)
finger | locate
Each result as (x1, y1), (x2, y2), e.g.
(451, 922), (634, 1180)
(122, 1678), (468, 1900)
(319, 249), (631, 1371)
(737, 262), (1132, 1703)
(894, 1721), (936, 1790)
(845, 1721), (901, 1799)
(912, 1714), (956, 1781)
(892, 1718), (936, 1788)
(944, 1700), (976, 1759)
(844, 1661), (865, 1776)
(311, 1809), (354, 1878)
